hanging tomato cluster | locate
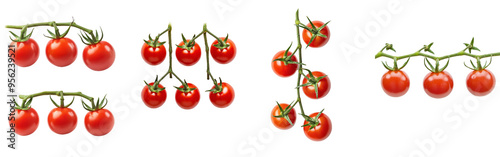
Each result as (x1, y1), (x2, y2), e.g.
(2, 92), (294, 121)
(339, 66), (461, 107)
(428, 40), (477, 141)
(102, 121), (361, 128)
(9, 91), (114, 136)
(141, 24), (236, 109)
(375, 38), (498, 98)
(6, 20), (115, 71)
(270, 10), (332, 141)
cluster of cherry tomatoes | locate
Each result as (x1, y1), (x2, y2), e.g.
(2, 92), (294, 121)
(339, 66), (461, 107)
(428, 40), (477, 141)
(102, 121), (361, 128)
(11, 93), (114, 136)
(270, 11), (333, 141)
(141, 24), (236, 110)
(7, 21), (115, 71)
(378, 40), (497, 98)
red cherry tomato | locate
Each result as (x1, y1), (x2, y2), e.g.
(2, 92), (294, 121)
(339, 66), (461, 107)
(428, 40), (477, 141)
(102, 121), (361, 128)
(209, 82), (235, 108)
(466, 69), (496, 96)
(47, 107), (77, 134)
(141, 83), (167, 108)
(13, 108), (39, 136)
(141, 42), (166, 65)
(381, 70), (410, 97)
(423, 71), (454, 98)
(272, 50), (298, 77)
(210, 37), (236, 64)
(10, 38), (39, 67)
(302, 71), (331, 99)
(175, 83), (201, 110)
(175, 40), (202, 66)
(46, 37), (77, 67)
(271, 103), (296, 130)
(84, 109), (114, 136)
(303, 112), (332, 141)
(302, 21), (330, 48)
(83, 41), (115, 71)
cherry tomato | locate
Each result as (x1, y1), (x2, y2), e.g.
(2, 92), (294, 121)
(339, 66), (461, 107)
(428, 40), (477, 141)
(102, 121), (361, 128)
(141, 42), (166, 65)
(13, 108), (39, 136)
(175, 83), (201, 110)
(84, 109), (114, 136)
(302, 71), (331, 99)
(47, 107), (77, 134)
(381, 70), (410, 97)
(303, 112), (332, 141)
(83, 41), (115, 71)
(176, 40), (202, 66)
(271, 103), (296, 130)
(272, 50), (298, 77)
(302, 21), (330, 48)
(46, 37), (77, 67)
(423, 71), (454, 98)
(10, 38), (39, 67)
(209, 82), (235, 108)
(141, 83), (167, 108)
(210, 37), (236, 64)
(466, 69), (496, 96)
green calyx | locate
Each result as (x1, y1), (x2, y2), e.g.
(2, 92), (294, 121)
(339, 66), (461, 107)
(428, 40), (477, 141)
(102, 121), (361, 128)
(82, 95), (108, 112)
(174, 79), (197, 93)
(9, 26), (34, 42)
(144, 24), (171, 48)
(175, 34), (196, 51)
(213, 34), (230, 50)
(49, 91), (75, 108)
(206, 77), (224, 94)
(13, 97), (33, 110)
(463, 38), (480, 53)
(44, 20), (73, 39)
(79, 27), (104, 45)
(297, 69), (327, 98)
(424, 58), (450, 73)
(301, 109), (325, 130)
(297, 16), (330, 48)
(273, 101), (298, 126)
(144, 75), (165, 93)
(382, 58), (410, 71)
(272, 42), (305, 66)
(465, 56), (492, 71)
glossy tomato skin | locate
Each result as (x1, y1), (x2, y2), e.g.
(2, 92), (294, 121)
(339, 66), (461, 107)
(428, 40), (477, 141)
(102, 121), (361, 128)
(48, 107), (77, 134)
(46, 37), (78, 67)
(272, 50), (298, 77)
(381, 70), (410, 97)
(303, 112), (332, 141)
(271, 103), (296, 130)
(210, 37), (236, 64)
(175, 83), (201, 110)
(13, 108), (39, 136)
(83, 41), (115, 71)
(84, 109), (114, 136)
(302, 21), (330, 48)
(141, 42), (166, 65)
(11, 38), (39, 67)
(209, 82), (235, 108)
(175, 40), (202, 66)
(141, 83), (167, 108)
(423, 71), (454, 98)
(466, 69), (496, 96)
(302, 71), (331, 99)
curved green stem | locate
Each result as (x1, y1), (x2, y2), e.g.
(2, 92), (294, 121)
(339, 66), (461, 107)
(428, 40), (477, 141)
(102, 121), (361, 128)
(375, 50), (500, 61)
(19, 91), (94, 103)
(6, 21), (92, 34)
(204, 32), (213, 80)
(295, 10), (306, 115)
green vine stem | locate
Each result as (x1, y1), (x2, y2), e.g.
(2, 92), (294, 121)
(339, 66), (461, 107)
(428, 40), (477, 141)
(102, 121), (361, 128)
(15, 91), (107, 111)
(6, 21), (93, 34)
(295, 10), (306, 115)
(375, 39), (500, 62)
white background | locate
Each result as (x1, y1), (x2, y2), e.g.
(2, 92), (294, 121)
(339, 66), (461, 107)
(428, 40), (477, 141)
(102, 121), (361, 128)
(2, 0), (500, 156)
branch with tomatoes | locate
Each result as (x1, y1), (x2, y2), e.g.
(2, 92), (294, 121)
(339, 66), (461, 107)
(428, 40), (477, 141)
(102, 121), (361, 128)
(270, 9), (332, 141)
(10, 91), (114, 136)
(141, 24), (236, 109)
(375, 38), (498, 98)
(5, 19), (115, 71)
